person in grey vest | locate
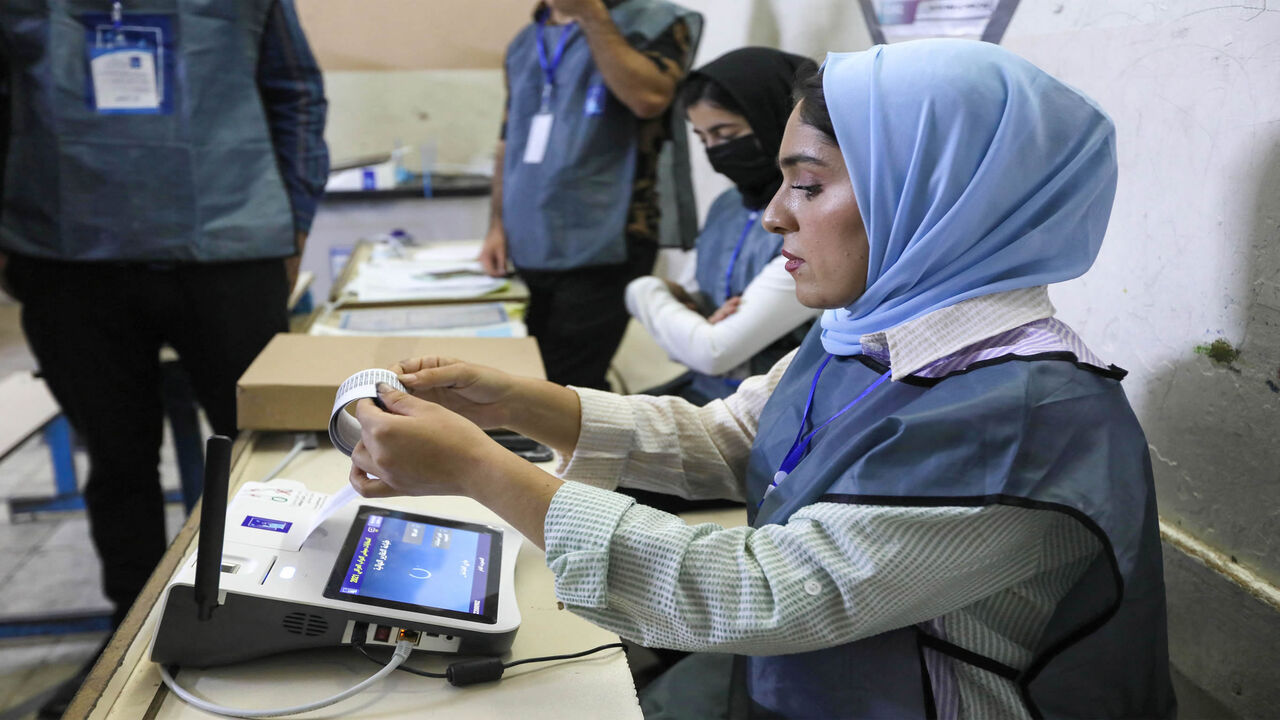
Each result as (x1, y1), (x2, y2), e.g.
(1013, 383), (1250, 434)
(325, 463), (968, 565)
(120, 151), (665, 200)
(628, 48), (821, 407)
(480, 0), (701, 390)
(0, 2), (326, 712)
(346, 40), (1174, 718)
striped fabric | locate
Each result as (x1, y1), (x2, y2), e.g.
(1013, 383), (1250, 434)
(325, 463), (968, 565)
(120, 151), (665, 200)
(546, 478), (1099, 719)
(864, 317), (1110, 380)
(858, 286), (1058, 380)
(546, 287), (1111, 717)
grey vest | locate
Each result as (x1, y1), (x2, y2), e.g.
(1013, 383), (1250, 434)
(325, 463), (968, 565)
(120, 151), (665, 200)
(502, 0), (699, 271)
(0, 0), (294, 262)
(735, 326), (1176, 718)
(687, 187), (809, 401)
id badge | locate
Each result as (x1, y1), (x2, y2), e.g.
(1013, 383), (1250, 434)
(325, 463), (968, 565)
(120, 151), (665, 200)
(81, 12), (176, 115)
(523, 113), (554, 164)
(89, 45), (160, 112)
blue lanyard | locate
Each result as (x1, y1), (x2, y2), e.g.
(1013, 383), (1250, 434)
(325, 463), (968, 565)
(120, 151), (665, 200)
(760, 356), (892, 505)
(536, 19), (576, 109)
(722, 210), (759, 302)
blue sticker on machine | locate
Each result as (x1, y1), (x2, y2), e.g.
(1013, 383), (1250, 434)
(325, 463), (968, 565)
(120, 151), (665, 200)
(242, 516), (293, 533)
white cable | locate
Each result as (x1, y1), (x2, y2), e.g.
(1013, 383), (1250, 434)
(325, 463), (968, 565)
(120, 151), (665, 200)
(258, 435), (309, 484)
(158, 639), (414, 718)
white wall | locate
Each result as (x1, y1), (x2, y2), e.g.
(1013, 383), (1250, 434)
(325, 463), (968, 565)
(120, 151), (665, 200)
(1003, 1), (1280, 583)
(1004, 5), (1280, 716)
(321, 70), (505, 172)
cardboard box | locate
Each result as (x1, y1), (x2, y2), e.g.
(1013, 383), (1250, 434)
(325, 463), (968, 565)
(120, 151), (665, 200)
(236, 334), (545, 431)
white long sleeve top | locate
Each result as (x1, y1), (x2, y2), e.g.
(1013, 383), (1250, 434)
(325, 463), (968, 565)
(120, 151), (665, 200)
(626, 256), (819, 376)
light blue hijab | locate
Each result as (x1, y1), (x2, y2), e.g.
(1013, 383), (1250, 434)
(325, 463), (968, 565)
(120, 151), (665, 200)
(818, 39), (1117, 355)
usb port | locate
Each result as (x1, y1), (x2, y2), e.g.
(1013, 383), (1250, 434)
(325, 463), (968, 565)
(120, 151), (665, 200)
(399, 629), (421, 644)
(373, 625), (392, 643)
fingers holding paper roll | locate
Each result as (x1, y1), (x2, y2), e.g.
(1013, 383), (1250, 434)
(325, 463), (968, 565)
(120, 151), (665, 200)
(368, 382), (425, 417)
(348, 391), (505, 498)
(392, 356), (518, 429)
(332, 368), (566, 548)
(348, 443), (396, 499)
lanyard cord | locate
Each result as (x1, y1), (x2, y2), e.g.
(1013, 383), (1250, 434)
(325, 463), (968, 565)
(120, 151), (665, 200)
(722, 210), (760, 303)
(785, 354), (836, 457)
(760, 357), (892, 506)
(536, 19), (576, 92)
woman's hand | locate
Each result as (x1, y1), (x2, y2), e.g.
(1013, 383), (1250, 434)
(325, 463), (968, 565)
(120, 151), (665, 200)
(391, 356), (520, 430)
(390, 356), (585, 459)
(349, 384), (504, 498)
(349, 383), (563, 548)
(663, 280), (700, 312)
(708, 296), (742, 324)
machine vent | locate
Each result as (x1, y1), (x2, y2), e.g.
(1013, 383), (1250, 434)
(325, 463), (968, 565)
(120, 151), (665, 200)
(281, 612), (328, 637)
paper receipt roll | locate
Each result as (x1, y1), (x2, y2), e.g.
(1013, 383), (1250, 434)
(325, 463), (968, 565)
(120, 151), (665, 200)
(329, 368), (408, 456)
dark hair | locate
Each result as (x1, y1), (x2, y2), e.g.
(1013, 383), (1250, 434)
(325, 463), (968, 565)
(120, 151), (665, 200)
(792, 66), (835, 143)
(679, 72), (746, 115)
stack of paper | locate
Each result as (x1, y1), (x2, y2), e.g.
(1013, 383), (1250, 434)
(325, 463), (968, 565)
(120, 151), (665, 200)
(348, 239), (509, 302)
(311, 303), (526, 338)
(349, 262), (506, 301)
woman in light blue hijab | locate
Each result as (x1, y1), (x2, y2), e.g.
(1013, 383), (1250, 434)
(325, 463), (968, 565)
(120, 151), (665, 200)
(813, 39), (1118, 356)
(347, 39), (1174, 719)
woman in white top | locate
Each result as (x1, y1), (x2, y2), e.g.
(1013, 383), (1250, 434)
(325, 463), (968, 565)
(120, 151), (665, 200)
(627, 48), (819, 405)
(346, 41), (1173, 719)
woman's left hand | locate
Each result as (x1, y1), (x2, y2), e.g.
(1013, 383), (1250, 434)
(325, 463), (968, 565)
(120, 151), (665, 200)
(348, 383), (503, 499)
(346, 383), (564, 549)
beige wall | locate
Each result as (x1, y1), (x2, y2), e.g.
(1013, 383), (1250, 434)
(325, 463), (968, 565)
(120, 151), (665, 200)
(296, 0), (533, 71)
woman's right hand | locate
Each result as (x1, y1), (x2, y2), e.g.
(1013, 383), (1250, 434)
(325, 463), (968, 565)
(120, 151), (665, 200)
(708, 296), (742, 324)
(662, 279), (700, 312)
(391, 356), (520, 430)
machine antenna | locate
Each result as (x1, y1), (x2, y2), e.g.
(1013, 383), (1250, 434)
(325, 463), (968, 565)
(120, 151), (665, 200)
(193, 435), (233, 621)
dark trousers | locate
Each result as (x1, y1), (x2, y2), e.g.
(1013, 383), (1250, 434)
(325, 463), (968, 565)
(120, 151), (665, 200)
(520, 242), (657, 390)
(6, 254), (288, 625)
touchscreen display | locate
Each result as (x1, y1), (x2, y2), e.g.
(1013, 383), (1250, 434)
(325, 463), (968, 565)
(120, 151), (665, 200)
(324, 507), (502, 624)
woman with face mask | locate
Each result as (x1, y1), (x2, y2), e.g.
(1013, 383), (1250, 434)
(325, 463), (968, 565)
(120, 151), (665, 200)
(348, 39), (1174, 718)
(626, 48), (820, 406)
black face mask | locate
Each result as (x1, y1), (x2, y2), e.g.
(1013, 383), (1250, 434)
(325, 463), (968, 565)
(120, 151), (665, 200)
(706, 135), (782, 210)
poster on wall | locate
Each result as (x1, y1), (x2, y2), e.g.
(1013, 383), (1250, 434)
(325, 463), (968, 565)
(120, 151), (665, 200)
(860, 0), (1019, 44)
